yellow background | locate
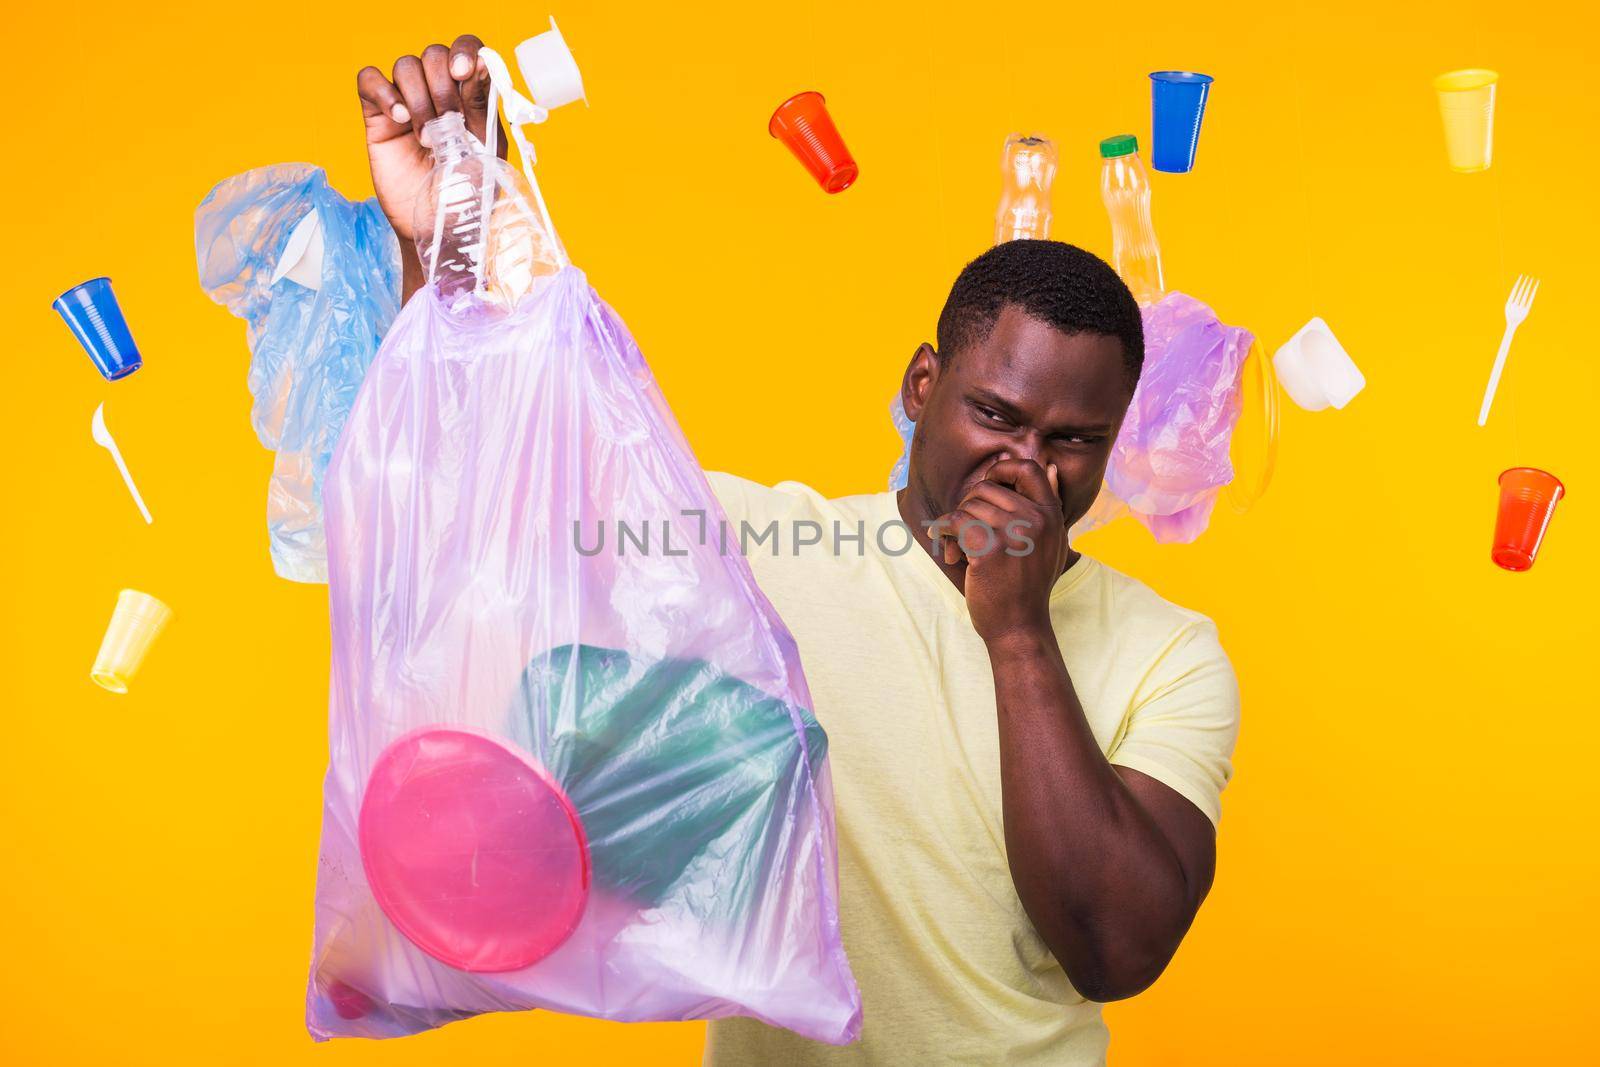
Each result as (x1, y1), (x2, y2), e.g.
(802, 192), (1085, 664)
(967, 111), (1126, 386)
(4, 0), (1595, 1063)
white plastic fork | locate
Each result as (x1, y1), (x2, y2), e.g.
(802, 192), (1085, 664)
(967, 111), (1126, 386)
(1477, 274), (1539, 426)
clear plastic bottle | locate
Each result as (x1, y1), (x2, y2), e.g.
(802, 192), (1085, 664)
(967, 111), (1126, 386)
(412, 111), (561, 309)
(1098, 134), (1165, 306)
(994, 133), (1057, 245)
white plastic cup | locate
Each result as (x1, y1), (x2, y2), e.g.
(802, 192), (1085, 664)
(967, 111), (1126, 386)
(514, 17), (586, 111)
(91, 589), (172, 694)
(1272, 317), (1365, 411)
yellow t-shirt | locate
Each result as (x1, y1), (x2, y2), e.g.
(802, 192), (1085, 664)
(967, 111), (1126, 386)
(700, 472), (1240, 1066)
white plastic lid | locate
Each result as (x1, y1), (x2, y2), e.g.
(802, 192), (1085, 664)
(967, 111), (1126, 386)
(514, 16), (587, 112)
(1272, 317), (1365, 411)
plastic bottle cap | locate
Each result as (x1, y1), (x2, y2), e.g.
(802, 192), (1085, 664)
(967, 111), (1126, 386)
(1099, 134), (1138, 158)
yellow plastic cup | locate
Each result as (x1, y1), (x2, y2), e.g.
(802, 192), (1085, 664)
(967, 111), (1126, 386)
(91, 589), (172, 694)
(1434, 69), (1498, 173)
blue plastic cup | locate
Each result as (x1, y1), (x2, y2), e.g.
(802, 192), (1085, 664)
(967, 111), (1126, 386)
(53, 277), (142, 381)
(1149, 71), (1214, 174)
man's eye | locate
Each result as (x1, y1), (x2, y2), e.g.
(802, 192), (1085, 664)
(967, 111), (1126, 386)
(976, 406), (1009, 425)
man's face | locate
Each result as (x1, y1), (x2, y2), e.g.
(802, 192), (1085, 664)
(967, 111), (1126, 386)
(901, 303), (1136, 530)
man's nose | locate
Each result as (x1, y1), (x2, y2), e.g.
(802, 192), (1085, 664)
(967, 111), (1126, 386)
(1007, 430), (1048, 467)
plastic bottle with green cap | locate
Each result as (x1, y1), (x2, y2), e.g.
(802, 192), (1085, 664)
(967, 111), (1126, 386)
(1098, 134), (1165, 306)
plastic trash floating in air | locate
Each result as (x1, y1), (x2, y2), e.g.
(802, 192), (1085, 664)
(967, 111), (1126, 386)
(770, 91), (858, 193)
(90, 403), (153, 524)
(1491, 467), (1564, 571)
(54, 277), (142, 381)
(91, 589), (171, 694)
(1478, 274), (1539, 426)
(1225, 339), (1280, 515)
(306, 44), (860, 1045)
(1099, 134), (1165, 306)
(1434, 69), (1498, 173)
(1149, 71), (1213, 174)
(196, 165), (401, 583)
(1107, 293), (1253, 542)
(995, 133), (1057, 244)
(1273, 317), (1365, 412)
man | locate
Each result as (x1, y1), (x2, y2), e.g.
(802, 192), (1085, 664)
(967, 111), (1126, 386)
(357, 37), (1239, 1066)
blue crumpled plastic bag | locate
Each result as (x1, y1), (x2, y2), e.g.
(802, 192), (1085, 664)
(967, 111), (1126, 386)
(888, 390), (916, 492)
(195, 164), (400, 582)
(887, 291), (1250, 544)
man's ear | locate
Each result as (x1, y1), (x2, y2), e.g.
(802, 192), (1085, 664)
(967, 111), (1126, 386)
(901, 343), (940, 422)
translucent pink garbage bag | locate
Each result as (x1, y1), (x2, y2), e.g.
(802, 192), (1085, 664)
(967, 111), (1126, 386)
(1105, 292), (1252, 543)
(305, 265), (861, 1042)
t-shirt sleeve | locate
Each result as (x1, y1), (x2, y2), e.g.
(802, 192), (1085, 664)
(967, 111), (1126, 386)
(703, 470), (823, 535)
(1107, 620), (1240, 828)
(703, 469), (760, 528)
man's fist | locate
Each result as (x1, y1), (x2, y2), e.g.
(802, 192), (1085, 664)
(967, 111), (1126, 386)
(930, 456), (1072, 646)
(356, 35), (505, 243)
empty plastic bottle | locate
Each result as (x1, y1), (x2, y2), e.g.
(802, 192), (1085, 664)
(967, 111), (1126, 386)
(994, 133), (1057, 244)
(1098, 134), (1165, 306)
(412, 111), (560, 309)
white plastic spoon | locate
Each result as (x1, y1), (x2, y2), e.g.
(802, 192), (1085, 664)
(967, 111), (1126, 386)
(91, 402), (153, 524)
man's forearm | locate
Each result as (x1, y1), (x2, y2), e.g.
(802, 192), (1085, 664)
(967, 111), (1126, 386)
(399, 236), (423, 304)
(988, 628), (1194, 1001)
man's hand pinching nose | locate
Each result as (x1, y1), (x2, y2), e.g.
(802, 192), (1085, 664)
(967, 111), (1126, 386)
(930, 457), (1071, 645)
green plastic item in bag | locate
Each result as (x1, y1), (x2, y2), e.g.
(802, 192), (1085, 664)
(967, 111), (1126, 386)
(506, 644), (829, 915)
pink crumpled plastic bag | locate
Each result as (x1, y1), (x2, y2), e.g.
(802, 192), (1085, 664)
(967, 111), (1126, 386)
(305, 266), (861, 1043)
(1106, 292), (1252, 543)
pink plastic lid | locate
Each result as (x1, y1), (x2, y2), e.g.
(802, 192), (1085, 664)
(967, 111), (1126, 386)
(358, 727), (590, 973)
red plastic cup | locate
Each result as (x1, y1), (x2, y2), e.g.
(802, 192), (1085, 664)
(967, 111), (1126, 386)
(1492, 467), (1565, 572)
(769, 91), (858, 194)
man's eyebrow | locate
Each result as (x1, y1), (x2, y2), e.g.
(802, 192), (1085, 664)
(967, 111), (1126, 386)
(967, 388), (1027, 417)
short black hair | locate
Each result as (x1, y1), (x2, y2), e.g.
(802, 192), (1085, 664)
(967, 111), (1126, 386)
(934, 240), (1144, 387)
